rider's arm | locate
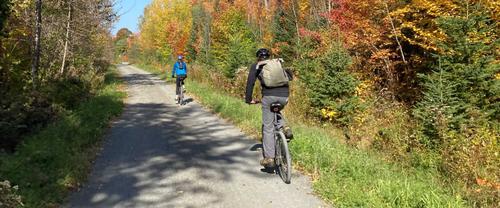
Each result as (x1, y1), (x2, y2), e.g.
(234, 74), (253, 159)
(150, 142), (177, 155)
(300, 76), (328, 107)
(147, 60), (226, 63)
(171, 62), (177, 77)
(184, 62), (187, 77)
(245, 64), (258, 104)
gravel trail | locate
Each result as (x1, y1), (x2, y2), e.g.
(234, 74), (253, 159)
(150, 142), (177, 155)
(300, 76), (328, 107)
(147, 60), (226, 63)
(66, 65), (328, 208)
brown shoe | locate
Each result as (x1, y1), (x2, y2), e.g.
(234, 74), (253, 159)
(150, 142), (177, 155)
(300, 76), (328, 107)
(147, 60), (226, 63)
(283, 126), (293, 141)
(260, 157), (275, 167)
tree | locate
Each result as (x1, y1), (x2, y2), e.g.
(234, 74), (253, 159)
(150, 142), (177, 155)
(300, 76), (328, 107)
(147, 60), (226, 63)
(60, 0), (72, 75)
(32, 0), (42, 87)
(114, 28), (132, 61)
(137, 0), (191, 66)
(1, 0), (117, 151)
(210, 7), (256, 78)
(0, 0), (10, 34)
(272, 0), (299, 60)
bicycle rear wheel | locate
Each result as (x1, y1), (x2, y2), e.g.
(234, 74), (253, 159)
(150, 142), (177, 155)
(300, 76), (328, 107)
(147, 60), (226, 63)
(179, 85), (184, 105)
(275, 131), (292, 184)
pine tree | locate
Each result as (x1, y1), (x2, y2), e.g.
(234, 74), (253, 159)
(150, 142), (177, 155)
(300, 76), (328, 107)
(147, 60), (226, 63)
(211, 8), (256, 78)
(414, 2), (499, 147)
(304, 43), (360, 125)
(271, 2), (298, 61)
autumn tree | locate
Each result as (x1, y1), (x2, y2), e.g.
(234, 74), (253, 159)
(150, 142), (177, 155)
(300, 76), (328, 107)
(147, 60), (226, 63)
(1, 0), (116, 151)
(210, 7), (256, 78)
(114, 28), (132, 62)
(138, 0), (191, 66)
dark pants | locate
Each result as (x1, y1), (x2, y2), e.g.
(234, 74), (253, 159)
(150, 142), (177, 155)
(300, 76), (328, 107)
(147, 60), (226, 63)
(176, 76), (186, 95)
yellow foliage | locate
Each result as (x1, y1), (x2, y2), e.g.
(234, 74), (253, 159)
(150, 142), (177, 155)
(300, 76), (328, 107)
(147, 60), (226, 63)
(138, 0), (192, 58)
(390, 0), (461, 52)
(321, 108), (337, 121)
(391, 0), (498, 53)
(355, 79), (374, 98)
(298, 0), (310, 22)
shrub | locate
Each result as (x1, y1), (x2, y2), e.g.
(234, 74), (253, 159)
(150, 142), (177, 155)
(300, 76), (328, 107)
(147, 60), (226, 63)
(0, 180), (23, 207)
(0, 92), (53, 151)
(44, 77), (91, 109)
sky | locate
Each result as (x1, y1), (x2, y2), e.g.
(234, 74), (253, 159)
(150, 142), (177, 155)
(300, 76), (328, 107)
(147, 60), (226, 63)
(112, 0), (152, 35)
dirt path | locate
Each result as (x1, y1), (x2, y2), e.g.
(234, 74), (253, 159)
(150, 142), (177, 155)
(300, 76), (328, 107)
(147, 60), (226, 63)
(66, 65), (327, 207)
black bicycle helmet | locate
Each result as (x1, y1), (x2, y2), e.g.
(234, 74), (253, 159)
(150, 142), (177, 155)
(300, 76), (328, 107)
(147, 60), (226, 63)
(256, 48), (270, 59)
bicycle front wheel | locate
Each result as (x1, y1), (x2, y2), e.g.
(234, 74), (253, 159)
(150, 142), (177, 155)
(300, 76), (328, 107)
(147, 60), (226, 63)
(275, 131), (292, 184)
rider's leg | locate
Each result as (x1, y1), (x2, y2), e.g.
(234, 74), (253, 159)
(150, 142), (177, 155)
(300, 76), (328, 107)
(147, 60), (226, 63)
(181, 77), (186, 92)
(271, 97), (293, 140)
(276, 97), (293, 140)
(175, 77), (181, 101)
(275, 97), (288, 129)
(261, 96), (275, 160)
(261, 96), (288, 159)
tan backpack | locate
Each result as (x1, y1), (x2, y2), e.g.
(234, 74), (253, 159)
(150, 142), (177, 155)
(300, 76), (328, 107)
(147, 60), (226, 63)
(257, 58), (290, 88)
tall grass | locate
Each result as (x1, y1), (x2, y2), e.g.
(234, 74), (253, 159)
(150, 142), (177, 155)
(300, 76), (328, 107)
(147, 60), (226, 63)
(0, 68), (125, 207)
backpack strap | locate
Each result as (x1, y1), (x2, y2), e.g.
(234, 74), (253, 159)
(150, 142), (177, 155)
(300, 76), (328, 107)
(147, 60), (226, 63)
(177, 61), (186, 70)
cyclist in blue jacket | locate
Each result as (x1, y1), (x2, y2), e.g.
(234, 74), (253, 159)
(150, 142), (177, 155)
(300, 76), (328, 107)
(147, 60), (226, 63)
(171, 55), (187, 104)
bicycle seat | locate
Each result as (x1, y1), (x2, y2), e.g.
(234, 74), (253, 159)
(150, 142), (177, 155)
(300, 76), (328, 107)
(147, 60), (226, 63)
(270, 102), (284, 113)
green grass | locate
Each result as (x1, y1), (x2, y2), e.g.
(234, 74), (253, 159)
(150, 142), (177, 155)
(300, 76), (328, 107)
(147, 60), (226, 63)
(185, 80), (468, 207)
(0, 68), (125, 207)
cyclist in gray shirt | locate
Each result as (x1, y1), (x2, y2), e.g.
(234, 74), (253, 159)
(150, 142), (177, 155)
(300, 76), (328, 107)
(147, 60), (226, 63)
(245, 48), (293, 168)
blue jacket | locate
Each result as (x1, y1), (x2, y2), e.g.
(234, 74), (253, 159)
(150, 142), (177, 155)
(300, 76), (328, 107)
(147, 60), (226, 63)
(171, 61), (187, 77)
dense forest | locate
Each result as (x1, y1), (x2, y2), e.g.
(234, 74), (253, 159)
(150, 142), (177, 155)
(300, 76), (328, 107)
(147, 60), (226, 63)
(0, 0), (498, 207)
(1, 0), (118, 206)
(1, 0), (116, 150)
(126, 0), (499, 206)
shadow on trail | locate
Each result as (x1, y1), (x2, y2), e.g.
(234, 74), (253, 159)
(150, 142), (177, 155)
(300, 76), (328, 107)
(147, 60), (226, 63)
(183, 97), (194, 105)
(69, 95), (265, 207)
(120, 73), (160, 86)
(249, 143), (263, 152)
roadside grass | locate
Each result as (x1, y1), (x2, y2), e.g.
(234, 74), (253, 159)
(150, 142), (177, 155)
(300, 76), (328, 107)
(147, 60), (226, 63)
(185, 80), (468, 207)
(0, 67), (125, 207)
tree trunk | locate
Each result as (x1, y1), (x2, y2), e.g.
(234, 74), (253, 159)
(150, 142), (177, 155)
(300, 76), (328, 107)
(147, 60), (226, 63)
(32, 0), (42, 88)
(60, 0), (72, 75)
(384, 2), (406, 63)
(291, 0), (300, 45)
(291, 0), (301, 58)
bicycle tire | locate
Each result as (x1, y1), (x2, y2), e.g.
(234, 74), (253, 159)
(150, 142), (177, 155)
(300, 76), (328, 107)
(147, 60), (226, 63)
(179, 85), (184, 105)
(275, 131), (292, 184)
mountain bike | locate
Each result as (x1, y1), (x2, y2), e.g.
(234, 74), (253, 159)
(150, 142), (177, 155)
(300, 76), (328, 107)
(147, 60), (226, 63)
(270, 102), (292, 184)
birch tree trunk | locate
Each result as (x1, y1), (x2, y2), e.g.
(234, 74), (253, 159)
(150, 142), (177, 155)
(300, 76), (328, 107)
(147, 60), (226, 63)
(32, 0), (42, 88)
(291, 0), (300, 46)
(60, 0), (72, 75)
(384, 2), (407, 63)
